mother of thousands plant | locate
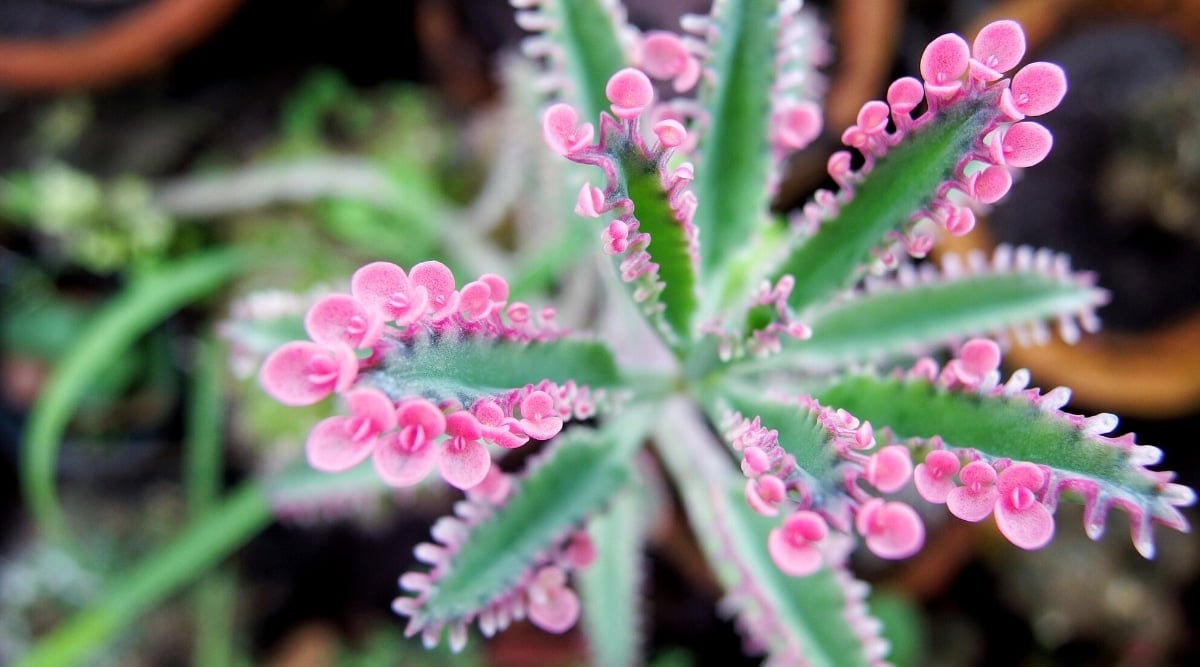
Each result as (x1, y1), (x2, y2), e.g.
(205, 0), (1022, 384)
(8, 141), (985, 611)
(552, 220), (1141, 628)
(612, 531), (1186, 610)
(258, 1), (1194, 664)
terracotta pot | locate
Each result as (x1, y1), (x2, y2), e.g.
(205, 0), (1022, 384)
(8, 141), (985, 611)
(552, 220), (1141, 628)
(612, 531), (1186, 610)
(0, 0), (244, 91)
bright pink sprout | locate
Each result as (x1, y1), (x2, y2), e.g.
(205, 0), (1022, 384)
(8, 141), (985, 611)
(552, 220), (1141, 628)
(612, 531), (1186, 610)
(949, 338), (1002, 385)
(351, 261), (429, 327)
(1002, 62), (1068, 118)
(995, 121), (1053, 168)
(605, 68), (654, 119)
(856, 498), (925, 559)
(542, 103), (594, 156)
(994, 463), (1055, 549)
(920, 33), (970, 97)
(373, 399), (446, 487)
(768, 511), (828, 577)
(574, 182), (606, 218)
(259, 340), (357, 406)
(914, 449), (961, 503)
(518, 390), (565, 440)
(306, 387), (396, 472)
(970, 19), (1026, 81)
(304, 293), (384, 350)
(639, 31), (701, 92)
(440, 411), (491, 490)
(946, 460), (999, 521)
(775, 101), (822, 150)
(526, 566), (581, 634)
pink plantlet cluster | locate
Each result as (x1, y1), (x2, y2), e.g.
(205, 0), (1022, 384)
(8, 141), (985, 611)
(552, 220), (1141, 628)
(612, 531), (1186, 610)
(542, 64), (700, 335)
(800, 19), (1067, 269)
(851, 244), (1106, 351)
(260, 260), (602, 491)
(900, 340), (1195, 557)
(724, 393), (926, 575)
(392, 448), (599, 650)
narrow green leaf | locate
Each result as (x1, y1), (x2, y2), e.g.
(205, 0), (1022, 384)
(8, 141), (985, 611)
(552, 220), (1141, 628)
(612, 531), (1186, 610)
(693, 0), (779, 280)
(418, 407), (653, 623)
(774, 103), (989, 313)
(818, 376), (1157, 497)
(580, 468), (650, 667)
(746, 260), (1102, 370)
(359, 336), (621, 403)
(22, 249), (248, 543)
(613, 144), (698, 345)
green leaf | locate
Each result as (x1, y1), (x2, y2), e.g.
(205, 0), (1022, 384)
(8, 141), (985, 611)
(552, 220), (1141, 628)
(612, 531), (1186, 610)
(773, 102), (990, 313)
(22, 248), (248, 543)
(712, 384), (840, 481)
(417, 407), (653, 625)
(816, 374), (1190, 549)
(740, 251), (1103, 370)
(693, 0), (779, 283)
(705, 484), (881, 667)
(611, 143), (698, 346)
(534, 0), (629, 119)
(359, 336), (621, 403)
(653, 399), (880, 667)
(580, 467), (650, 667)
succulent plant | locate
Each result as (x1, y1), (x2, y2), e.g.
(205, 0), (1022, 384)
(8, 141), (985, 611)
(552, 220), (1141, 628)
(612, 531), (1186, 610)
(256, 1), (1195, 664)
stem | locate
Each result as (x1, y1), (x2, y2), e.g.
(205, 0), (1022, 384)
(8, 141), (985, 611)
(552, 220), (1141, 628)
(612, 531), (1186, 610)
(14, 481), (272, 667)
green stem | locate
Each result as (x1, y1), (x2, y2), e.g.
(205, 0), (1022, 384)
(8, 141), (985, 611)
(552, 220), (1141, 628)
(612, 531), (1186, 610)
(15, 481), (272, 667)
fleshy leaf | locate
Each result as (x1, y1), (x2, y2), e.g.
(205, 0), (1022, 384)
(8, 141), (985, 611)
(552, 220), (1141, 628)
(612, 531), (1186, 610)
(655, 399), (887, 666)
(579, 464), (651, 667)
(773, 100), (991, 313)
(358, 334), (620, 403)
(690, 0), (787, 281)
(818, 367), (1193, 557)
(393, 406), (653, 649)
(740, 245), (1107, 371)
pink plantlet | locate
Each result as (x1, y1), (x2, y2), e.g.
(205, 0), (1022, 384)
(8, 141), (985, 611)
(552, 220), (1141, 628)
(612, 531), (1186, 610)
(919, 33), (970, 98)
(970, 19), (1025, 81)
(603, 219), (631, 254)
(605, 67), (654, 120)
(1001, 62), (1068, 119)
(886, 76), (924, 116)
(373, 399), (446, 487)
(914, 449), (961, 503)
(742, 446), (772, 475)
(409, 261), (459, 322)
(304, 293), (384, 350)
(639, 31), (701, 92)
(774, 101), (822, 150)
(746, 474), (787, 516)
(653, 119), (688, 148)
(995, 121), (1053, 168)
(564, 531), (598, 569)
(574, 182), (606, 218)
(467, 466), (514, 506)
(768, 511), (828, 577)
(526, 566), (580, 634)
(863, 445), (913, 494)
(941, 204), (976, 236)
(472, 399), (530, 449)
(351, 261), (430, 327)
(994, 462), (1054, 549)
(518, 390), (564, 440)
(946, 460), (999, 521)
(440, 411), (491, 490)
(948, 338), (1002, 385)
(479, 273), (509, 306)
(259, 340), (357, 406)
(971, 164), (1013, 204)
(542, 103), (594, 156)
(458, 280), (494, 322)
(855, 100), (890, 135)
(306, 387), (397, 472)
(855, 498), (925, 559)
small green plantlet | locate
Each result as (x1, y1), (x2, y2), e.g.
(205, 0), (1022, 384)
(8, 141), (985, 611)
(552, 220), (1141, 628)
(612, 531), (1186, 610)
(255, 2), (1194, 664)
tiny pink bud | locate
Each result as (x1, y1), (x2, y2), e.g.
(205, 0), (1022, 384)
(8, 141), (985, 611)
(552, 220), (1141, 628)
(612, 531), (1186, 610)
(947, 460), (999, 521)
(887, 77), (925, 115)
(606, 68), (654, 119)
(653, 119), (688, 148)
(775, 101), (822, 150)
(1008, 62), (1067, 117)
(971, 20), (1026, 80)
(856, 498), (925, 559)
(574, 182), (606, 218)
(542, 103), (595, 155)
(920, 33), (970, 96)
(864, 445), (914, 494)
(914, 450), (961, 503)
(768, 511), (828, 577)
(972, 164), (1012, 204)
(998, 121), (1053, 168)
